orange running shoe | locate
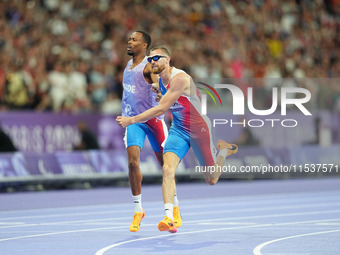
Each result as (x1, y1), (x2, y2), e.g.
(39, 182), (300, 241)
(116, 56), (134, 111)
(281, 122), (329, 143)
(217, 140), (238, 156)
(129, 209), (145, 232)
(158, 216), (177, 233)
(173, 206), (182, 228)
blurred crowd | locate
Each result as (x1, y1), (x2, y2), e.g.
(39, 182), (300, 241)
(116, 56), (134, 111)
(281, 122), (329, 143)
(1, 0), (340, 114)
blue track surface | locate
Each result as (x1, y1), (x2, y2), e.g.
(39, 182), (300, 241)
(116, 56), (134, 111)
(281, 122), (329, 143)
(0, 178), (340, 255)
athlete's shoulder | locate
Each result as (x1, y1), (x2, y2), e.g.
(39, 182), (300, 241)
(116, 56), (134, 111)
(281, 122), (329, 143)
(172, 70), (191, 84)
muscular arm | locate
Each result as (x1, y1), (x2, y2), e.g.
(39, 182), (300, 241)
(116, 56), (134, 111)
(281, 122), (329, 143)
(132, 82), (183, 122)
(116, 74), (190, 127)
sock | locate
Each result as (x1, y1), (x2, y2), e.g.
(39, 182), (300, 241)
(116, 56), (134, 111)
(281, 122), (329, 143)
(164, 203), (174, 220)
(132, 194), (143, 212)
(218, 149), (228, 158)
(173, 194), (179, 207)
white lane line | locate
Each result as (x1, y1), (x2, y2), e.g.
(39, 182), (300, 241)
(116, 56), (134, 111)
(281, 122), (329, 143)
(94, 218), (340, 255)
(1, 203), (340, 230)
(1, 212), (338, 244)
(95, 224), (269, 255)
(0, 226), (123, 242)
(0, 208), (340, 232)
(1, 189), (339, 220)
(1, 190), (339, 215)
(199, 209), (340, 223)
(0, 222), (24, 225)
(0, 208), (158, 221)
(1, 199), (340, 225)
(253, 229), (340, 255)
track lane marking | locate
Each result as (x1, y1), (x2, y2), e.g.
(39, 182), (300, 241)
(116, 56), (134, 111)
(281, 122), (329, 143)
(253, 229), (340, 255)
(94, 218), (340, 255)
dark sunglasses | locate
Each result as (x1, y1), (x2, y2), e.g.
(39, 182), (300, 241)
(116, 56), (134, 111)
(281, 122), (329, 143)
(147, 55), (167, 63)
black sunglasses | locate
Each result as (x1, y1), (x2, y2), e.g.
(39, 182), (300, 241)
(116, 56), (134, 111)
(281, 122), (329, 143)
(147, 55), (167, 63)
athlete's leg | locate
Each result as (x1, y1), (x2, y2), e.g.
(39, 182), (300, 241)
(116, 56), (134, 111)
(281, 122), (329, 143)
(145, 118), (168, 167)
(203, 142), (238, 185)
(191, 128), (218, 185)
(160, 148), (182, 227)
(154, 152), (164, 166)
(127, 145), (143, 195)
(161, 129), (189, 203)
(124, 124), (147, 232)
(191, 121), (238, 185)
(124, 124), (146, 196)
(158, 151), (180, 233)
(146, 120), (178, 223)
(146, 118), (183, 225)
(158, 128), (189, 233)
(203, 155), (224, 185)
(126, 146), (146, 232)
(162, 152), (180, 205)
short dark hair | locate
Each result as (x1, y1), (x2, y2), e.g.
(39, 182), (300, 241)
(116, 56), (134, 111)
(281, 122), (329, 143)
(150, 46), (171, 57)
(136, 31), (151, 50)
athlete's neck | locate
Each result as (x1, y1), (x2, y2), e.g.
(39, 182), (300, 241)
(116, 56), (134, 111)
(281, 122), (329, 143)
(159, 66), (173, 86)
(131, 54), (145, 68)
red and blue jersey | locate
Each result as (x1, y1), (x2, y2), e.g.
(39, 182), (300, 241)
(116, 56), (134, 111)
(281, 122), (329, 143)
(158, 68), (209, 137)
(159, 67), (216, 166)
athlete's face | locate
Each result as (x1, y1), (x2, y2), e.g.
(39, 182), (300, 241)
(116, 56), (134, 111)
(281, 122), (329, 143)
(127, 32), (146, 56)
(149, 49), (169, 74)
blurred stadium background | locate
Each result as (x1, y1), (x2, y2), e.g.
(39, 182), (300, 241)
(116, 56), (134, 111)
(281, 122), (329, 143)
(0, 0), (340, 192)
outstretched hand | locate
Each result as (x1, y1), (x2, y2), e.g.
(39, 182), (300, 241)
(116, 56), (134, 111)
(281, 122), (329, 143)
(116, 116), (133, 128)
(151, 83), (160, 94)
(151, 83), (162, 102)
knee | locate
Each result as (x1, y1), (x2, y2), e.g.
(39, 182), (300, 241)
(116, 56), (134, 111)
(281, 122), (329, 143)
(128, 160), (139, 172)
(162, 164), (175, 179)
(205, 177), (218, 186)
